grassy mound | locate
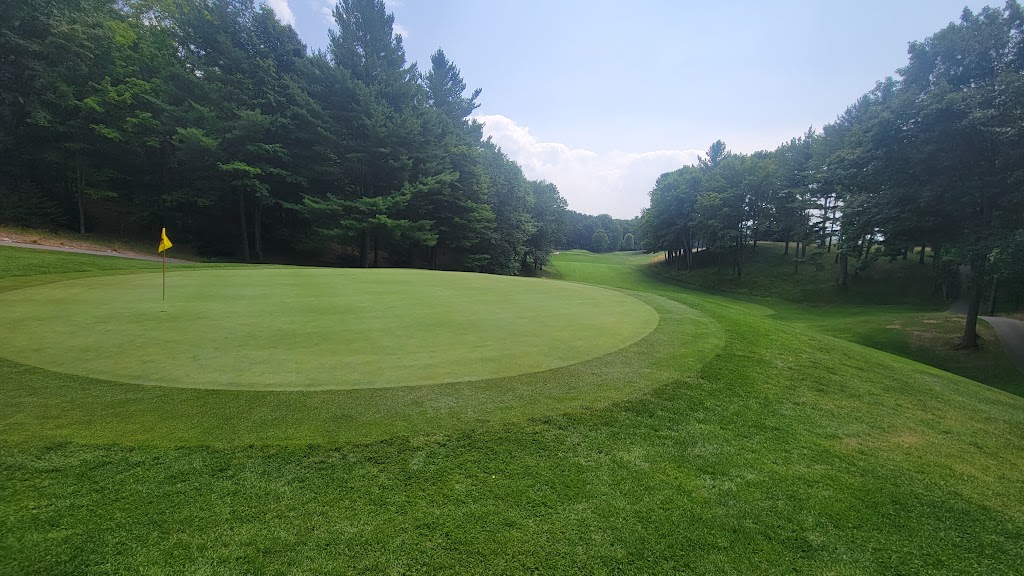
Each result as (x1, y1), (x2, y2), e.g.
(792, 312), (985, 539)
(1, 247), (1023, 574)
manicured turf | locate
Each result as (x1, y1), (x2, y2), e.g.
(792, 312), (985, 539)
(0, 267), (657, 389)
(1, 247), (1023, 574)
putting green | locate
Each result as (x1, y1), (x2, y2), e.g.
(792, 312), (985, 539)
(0, 268), (658, 390)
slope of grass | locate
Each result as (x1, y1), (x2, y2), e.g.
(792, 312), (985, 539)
(771, 305), (1024, 396)
(0, 225), (200, 260)
(0, 244), (164, 279)
(638, 244), (1022, 391)
(656, 241), (945, 306)
(2, 247), (1024, 574)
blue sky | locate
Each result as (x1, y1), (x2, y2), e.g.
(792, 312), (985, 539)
(268, 0), (994, 217)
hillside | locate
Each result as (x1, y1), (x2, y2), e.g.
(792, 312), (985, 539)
(637, 244), (1023, 393)
(653, 241), (948, 307)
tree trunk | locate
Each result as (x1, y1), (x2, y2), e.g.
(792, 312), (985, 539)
(253, 203), (263, 262)
(820, 194), (830, 247)
(902, 247), (909, 260)
(988, 282), (998, 316)
(958, 284), (983, 349)
(838, 253), (849, 287)
(75, 154), (86, 234)
(827, 204), (838, 252)
(373, 231), (380, 267)
(784, 238), (790, 255)
(238, 190), (250, 263)
(360, 229), (370, 268)
(77, 193), (86, 234)
(735, 232), (743, 278)
(918, 243), (926, 264)
(931, 245), (945, 295)
(801, 241), (808, 258)
(684, 233), (693, 271)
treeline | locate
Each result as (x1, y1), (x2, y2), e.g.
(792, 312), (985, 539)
(640, 2), (1024, 348)
(0, 0), (568, 274)
(563, 211), (639, 253)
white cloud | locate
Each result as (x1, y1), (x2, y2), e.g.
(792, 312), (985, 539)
(264, 0), (295, 25)
(393, 23), (410, 38)
(315, 0), (333, 24)
(474, 115), (702, 218)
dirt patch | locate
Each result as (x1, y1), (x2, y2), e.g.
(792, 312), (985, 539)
(0, 240), (189, 263)
(892, 430), (924, 447)
(0, 226), (190, 261)
(840, 437), (864, 449)
(0, 228), (130, 253)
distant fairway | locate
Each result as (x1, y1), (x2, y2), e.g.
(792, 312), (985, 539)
(0, 267), (658, 390)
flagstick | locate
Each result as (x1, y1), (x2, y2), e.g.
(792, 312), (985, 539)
(162, 250), (166, 312)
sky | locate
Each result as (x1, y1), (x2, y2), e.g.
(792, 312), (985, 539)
(269, 0), (994, 218)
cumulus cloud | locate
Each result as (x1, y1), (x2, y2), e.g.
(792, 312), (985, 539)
(474, 115), (702, 218)
(264, 0), (295, 25)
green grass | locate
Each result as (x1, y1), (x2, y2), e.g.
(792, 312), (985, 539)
(0, 244), (166, 280)
(637, 244), (1022, 392)
(2, 247), (1024, 574)
(0, 267), (657, 390)
(656, 241), (945, 306)
(0, 225), (201, 260)
(770, 305), (1024, 396)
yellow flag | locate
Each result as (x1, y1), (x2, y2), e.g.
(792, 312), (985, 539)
(158, 228), (173, 253)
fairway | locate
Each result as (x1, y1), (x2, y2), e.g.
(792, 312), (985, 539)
(0, 267), (658, 390)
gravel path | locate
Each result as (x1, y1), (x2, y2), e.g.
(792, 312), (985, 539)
(0, 240), (189, 263)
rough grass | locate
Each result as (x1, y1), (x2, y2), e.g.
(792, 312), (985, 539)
(771, 306), (1024, 396)
(637, 245), (1022, 392)
(1, 247), (1024, 574)
(655, 241), (945, 306)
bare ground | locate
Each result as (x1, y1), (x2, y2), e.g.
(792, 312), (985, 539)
(0, 240), (189, 263)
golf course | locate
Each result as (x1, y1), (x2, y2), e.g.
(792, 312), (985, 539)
(1, 245), (1023, 573)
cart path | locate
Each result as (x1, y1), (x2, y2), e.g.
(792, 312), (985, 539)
(982, 315), (1024, 374)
